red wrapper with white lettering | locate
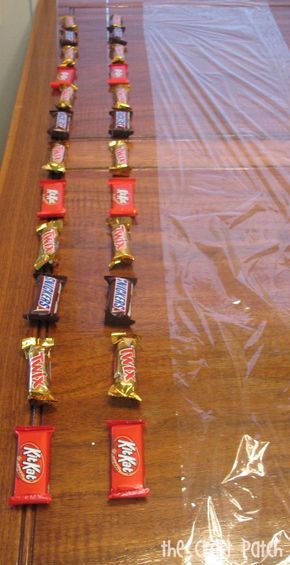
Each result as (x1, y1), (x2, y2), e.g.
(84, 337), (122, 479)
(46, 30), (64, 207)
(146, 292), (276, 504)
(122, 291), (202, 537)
(108, 63), (129, 86)
(34, 220), (63, 271)
(38, 179), (66, 219)
(107, 420), (149, 499)
(8, 426), (55, 506)
(50, 66), (76, 90)
(22, 337), (56, 404)
(108, 177), (138, 217)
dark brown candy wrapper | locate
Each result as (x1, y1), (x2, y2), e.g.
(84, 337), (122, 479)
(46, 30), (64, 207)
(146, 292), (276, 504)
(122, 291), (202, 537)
(108, 27), (127, 45)
(48, 111), (72, 140)
(109, 110), (133, 139)
(60, 30), (78, 46)
(104, 276), (137, 326)
(24, 274), (67, 323)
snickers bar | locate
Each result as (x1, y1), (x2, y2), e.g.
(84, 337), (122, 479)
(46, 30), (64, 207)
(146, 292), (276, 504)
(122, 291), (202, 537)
(60, 29), (78, 47)
(109, 110), (133, 139)
(24, 274), (67, 323)
(48, 111), (72, 140)
(104, 276), (137, 326)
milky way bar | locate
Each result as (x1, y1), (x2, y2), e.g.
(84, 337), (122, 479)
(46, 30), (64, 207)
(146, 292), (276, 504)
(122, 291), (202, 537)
(24, 274), (67, 322)
(60, 29), (78, 46)
(104, 276), (137, 326)
(109, 110), (133, 139)
(48, 111), (72, 140)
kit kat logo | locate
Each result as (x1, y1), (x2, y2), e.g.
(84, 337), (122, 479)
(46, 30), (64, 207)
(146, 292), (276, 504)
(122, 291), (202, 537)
(112, 436), (139, 476)
(17, 443), (44, 483)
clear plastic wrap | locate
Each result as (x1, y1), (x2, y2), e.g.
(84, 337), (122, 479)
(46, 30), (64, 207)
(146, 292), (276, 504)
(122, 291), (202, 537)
(144, 3), (290, 563)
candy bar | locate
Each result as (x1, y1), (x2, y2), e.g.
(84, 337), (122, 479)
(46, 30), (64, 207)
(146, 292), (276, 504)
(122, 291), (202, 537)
(42, 141), (66, 178)
(38, 179), (66, 219)
(56, 85), (77, 112)
(48, 111), (72, 140)
(107, 420), (149, 499)
(22, 337), (56, 404)
(108, 63), (129, 86)
(107, 217), (134, 269)
(108, 177), (138, 217)
(109, 140), (131, 176)
(108, 27), (127, 46)
(109, 333), (141, 401)
(110, 84), (131, 111)
(34, 220), (63, 271)
(109, 109), (133, 139)
(60, 29), (78, 47)
(109, 43), (127, 64)
(24, 274), (67, 323)
(108, 14), (124, 30)
(104, 275), (136, 326)
(50, 66), (76, 91)
(60, 45), (78, 67)
(61, 14), (78, 31)
(9, 426), (55, 505)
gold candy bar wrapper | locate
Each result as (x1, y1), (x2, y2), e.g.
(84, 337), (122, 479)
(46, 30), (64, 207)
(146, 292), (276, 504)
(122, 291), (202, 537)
(107, 217), (134, 269)
(56, 84), (78, 110)
(109, 44), (127, 64)
(21, 337), (56, 404)
(110, 84), (131, 110)
(42, 142), (67, 173)
(109, 333), (142, 402)
(60, 46), (78, 67)
(109, 140), (131, 176)
(61, 15), (78, 30)
(34, 220), (63, 271)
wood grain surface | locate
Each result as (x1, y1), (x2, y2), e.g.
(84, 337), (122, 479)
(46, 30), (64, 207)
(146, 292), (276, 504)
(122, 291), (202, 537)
(0, 0), (290, 564)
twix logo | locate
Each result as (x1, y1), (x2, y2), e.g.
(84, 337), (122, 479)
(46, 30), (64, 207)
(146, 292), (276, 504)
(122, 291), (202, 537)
(112, 225), (127, 250)
(29, 351), (47, 388)
(41, 229), (56, 255)
(119, 346), (136, 383)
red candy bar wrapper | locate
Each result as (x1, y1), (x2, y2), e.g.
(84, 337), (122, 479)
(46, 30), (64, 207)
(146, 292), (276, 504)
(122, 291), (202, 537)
(9, 426), (55, 506)
(108, 177), (138, 217)
(50, 66), (76, 91)
(108, 63), (129, 86)
(107, 420), (149, 499)
(38, 179), (66, 219)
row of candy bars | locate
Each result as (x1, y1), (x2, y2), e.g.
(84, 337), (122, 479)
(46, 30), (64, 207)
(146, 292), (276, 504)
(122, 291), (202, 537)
(102, 15), (149, 499)
(8, 13), (80, 507)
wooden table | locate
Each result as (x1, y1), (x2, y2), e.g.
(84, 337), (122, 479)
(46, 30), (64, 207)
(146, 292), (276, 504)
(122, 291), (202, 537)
(1, 1), (290, 563)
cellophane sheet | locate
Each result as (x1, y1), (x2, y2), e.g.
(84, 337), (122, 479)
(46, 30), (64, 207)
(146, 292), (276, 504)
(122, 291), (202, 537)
(143, 1), (290, 563)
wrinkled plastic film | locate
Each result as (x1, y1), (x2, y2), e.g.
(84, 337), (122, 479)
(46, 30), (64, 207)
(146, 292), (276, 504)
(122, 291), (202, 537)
(144, 3), (290, 563)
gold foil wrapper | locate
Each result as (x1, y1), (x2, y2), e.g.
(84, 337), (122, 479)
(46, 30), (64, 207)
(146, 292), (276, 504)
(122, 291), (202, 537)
(61, 15), (78, 30)
(21, 337), (56, 404)
(107, 217), (134, 268)
(34, 220), (63, 271)
(110, 84), (131, 110)
(60, 46), (78, 67)
(109, 43), (127, 64)
(109, 140), (131, 176)
(108, 332), (142, 402)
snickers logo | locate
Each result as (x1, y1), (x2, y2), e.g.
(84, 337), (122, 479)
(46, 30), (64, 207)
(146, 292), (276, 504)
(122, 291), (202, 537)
(112, 278), (128, 313)
(37, 276), (56, 312)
